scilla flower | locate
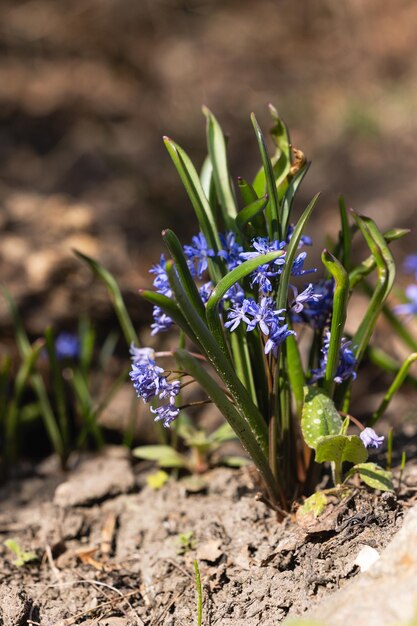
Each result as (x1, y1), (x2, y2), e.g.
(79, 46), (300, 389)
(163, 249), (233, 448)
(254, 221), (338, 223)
(360, 427), (384, 449)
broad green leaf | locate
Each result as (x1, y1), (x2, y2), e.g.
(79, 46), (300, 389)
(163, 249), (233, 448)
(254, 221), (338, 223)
(147, 470), (170, 490)
(301, 387), (343, 449)
(132, 445), (188, 468)
(349, 462), (394, 491)
(299, 491), (328, 517)
(220, 455), (250, 467)
(315, 434), (368, 465)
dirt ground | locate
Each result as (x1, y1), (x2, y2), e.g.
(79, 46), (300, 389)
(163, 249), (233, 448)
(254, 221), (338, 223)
(0, 440), (416, 626)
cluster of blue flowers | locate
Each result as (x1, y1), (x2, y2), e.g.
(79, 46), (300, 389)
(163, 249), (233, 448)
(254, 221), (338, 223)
(129, 345), (180, 427)
(311, 332), (357, 384)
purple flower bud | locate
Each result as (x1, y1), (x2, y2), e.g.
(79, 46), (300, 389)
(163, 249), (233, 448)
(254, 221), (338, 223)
(360, 427), (384, 449)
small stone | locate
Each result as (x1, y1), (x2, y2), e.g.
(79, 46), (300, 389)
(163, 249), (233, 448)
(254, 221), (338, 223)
(354, 545), (380, 572)
(197, 540), (223, 564)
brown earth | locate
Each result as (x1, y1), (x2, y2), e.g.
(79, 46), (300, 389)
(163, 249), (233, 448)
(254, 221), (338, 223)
(0, 444), (416, 626)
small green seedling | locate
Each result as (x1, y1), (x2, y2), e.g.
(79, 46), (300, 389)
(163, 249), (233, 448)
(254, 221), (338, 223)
(176, 531), (196, 555)
(4, 539), (37, 567)
(194, 559), (203, 626)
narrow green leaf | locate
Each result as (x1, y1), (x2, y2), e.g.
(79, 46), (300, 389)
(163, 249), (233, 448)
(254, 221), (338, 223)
(286, 332), (306, 418)
(174, 349), (283, 506)
(337, 196), (352, 271)
(301, 387), (343, 449)
(321, 250), (349, 397)
(166, 262), (269, 456)
(251, 113), (281, 239)
(203, 107), (237, 229)
(162, 229), (206, 320)
(163, 136), (223, 282)
(206, 250), (285, 355)
(349, 227), (407, 289)
(237, 176), (258, 205)
(348, 462), (394, 491)
(276, 193), (320, 311)
(280, 163), (309, 235)
(132, 445), (188, 468)
(268, 104), (292, 189)
(315, 434), (368, 465)
(350, 213), (396, 365)
(74, 250), (138, 346)
(235, 194), (269, 236)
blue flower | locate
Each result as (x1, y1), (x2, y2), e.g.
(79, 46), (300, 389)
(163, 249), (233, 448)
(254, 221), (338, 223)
(291, 252), (316, 277)
(130, 357), (167, 403)
(151, 306), (173, 335)
(245, 297), (283, 335)
(311, 332), (357, 384)
(298, 279), (334, 329)
(240, 238), (287, 293)
(130, 352), (181, 427)
(218, 232), (244, 270)
(403, 254), (417, 280)
(290, 284), (323, 314)
(199, 281), (214, 304)
(151, 398), (180, 427)
(55, 333), (80, 360)
(264, 321), (295, 358)
(224, 299), (253, 332)
(129, 344), (155, 364)
(184, 232), (215, 278)
(360, 427), (384, 449)
(393, 284), (417, 317)
(149, 254), (172, 297)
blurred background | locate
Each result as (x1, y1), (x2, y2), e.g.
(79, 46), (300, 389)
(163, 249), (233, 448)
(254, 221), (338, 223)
(0, 0), (416, 335)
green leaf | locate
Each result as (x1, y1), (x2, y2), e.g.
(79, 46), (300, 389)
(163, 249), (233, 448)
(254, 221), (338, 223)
(162, 229), (206, 319)
(206, 250), (285, 356)
(235, 194), (269, 236)
(301, 387), (343, 449)
(203, 107), (238, 229)
(276, 193), (320, 311)
(163, 136), (223, 282)
(220, 455), (250, 468)
(350, 213), (396, 365)
(321, 250), (349, 397)
(251, 112), (281, 239)
(208, 421), (237, 443)
(147, 470), (170, 490)
(315, 434), (368, 465)
(132, 445), (188, 469)
(349, 462), (394, 491)
(139, 289), (200, 347)
(174, 349), (284, 507)
(74, 250), (138, 346)
(280, 163), (309, 235)
(299, 491), (328, 517)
